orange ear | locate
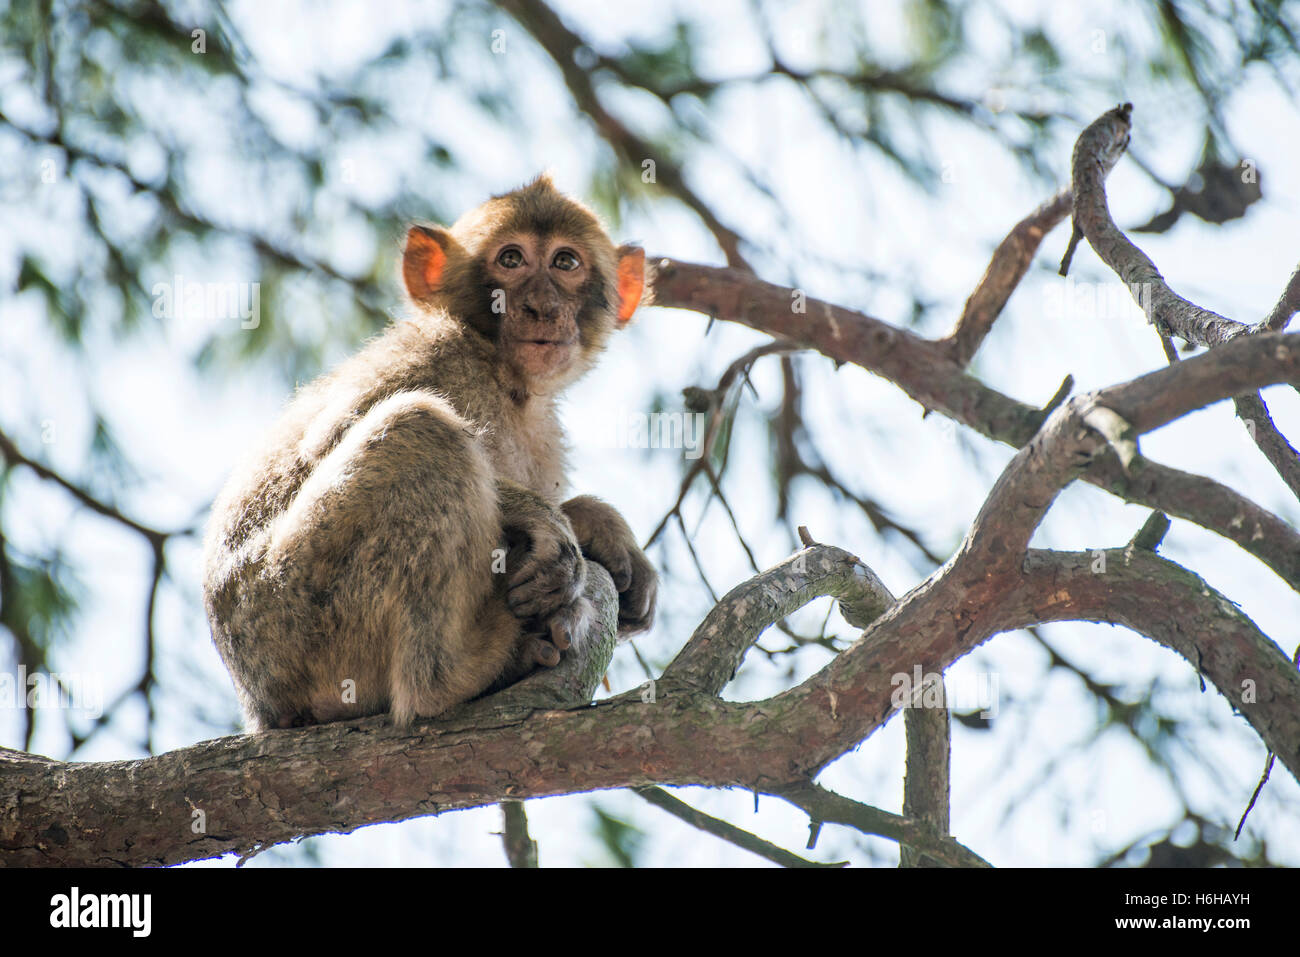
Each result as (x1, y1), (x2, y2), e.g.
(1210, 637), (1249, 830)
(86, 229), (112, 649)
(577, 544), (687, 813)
(402, 226), (449, 302)
(615, 246), (645, 323)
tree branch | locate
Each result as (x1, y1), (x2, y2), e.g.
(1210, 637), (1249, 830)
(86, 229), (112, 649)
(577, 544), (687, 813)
(500, 801), (538, 867)
(652, 261), (1300, 593)
(632, 787), (845, 868)
(1064, 102), (1248, 347)
(7, 521), (1296, 867)
(660, 544), (893, 695)
(900, 675), (951, 868)
(493, 0), (750, 269)
(0, 428), (187, 546)
(1233, 392), (1300, 501)
(910, 333), (1300, 575)
(1063, 104), (1300, 498)
(1259, 262), (1300, 333)
(776, 783), (989, 868)
(940, 187), (1073, 367)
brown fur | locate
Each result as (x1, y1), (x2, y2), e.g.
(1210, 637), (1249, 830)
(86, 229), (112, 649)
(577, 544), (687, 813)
(203, 175), (657, 730)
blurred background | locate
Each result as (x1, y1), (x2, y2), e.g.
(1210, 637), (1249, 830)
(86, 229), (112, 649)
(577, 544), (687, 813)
(1, 0), (1298, 867)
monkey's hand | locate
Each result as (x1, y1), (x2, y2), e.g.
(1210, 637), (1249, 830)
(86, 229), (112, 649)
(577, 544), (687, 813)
(562, 495), (657, 636)
(498, 484), (590, 663)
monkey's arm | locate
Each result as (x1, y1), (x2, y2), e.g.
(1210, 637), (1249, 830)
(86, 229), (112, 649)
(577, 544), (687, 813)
(562, 494), (657, 635)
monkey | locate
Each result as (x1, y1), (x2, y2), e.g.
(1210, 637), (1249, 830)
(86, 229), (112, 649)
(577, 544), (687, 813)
(202, 174), (657, 731)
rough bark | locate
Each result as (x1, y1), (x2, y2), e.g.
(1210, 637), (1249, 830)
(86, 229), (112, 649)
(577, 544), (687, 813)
(900, 679), (950, 869)
(4, 532), (1296, 865)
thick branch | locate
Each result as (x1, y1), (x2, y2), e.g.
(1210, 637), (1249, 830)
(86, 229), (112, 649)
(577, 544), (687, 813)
(950, 334), (1300, 567)
(6, 532), (1295, 867)
(1087, 454), (1300, 592)
(653, 259), (1039, 442)
(0, 565), (618, 866)
(652, 261), (1300, 593)
(1066, 103), (1248, 347)
(769, 546), (1300, 784)
(660, 544), (893, 695)
(1099, 332), (1300, 432)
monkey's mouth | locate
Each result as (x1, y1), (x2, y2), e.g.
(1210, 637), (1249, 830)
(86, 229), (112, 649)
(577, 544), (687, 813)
(516, 336), (576, 347)
(510, 336), (578, 376)
(512, 336), (577, 355)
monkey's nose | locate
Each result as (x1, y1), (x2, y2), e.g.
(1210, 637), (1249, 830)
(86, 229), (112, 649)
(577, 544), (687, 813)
(522, 299), (560, 323)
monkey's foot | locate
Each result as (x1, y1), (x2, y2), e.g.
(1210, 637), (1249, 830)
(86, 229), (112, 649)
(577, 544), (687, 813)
(520, 634), (561, 667)
(521, 594), (595, 668)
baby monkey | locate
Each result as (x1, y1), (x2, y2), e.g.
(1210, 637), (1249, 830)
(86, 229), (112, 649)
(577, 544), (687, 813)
(203, 175), (657, 729)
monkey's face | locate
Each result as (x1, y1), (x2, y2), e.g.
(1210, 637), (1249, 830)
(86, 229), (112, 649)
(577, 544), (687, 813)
(401, 177), (647, 392)
(483, 232), (603, 384)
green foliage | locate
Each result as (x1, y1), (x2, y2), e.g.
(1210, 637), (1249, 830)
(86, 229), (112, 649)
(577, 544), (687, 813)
(589, 803), (646, 867)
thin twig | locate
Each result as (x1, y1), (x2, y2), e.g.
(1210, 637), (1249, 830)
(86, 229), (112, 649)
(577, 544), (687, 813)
(1232, 393), (1300, 501)
(500, 801), (539, 867)
(777, 782), (991, 868)
(634, 787), (845, 867)
(942, 187), (1073, 367)
(0, 428), (188, 545)
(1236, 643), (1300, 838)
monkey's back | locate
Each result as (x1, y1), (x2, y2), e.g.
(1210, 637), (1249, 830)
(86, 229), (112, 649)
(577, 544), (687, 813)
(201, 316), (545, 728)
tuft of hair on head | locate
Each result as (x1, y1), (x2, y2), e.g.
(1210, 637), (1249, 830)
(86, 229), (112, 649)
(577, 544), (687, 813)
(489, 172), (610, 246)
(516, 170), (558, 194)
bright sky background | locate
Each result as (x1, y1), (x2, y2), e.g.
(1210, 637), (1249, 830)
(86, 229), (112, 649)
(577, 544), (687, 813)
(1, 0), (1297, 866)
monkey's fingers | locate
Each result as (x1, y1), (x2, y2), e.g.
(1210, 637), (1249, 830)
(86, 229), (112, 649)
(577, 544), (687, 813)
(509, 582), (578, 620)
(541, 596), (594, 654)
(617, 611), (654, 636)
(505, 534), (580, 584)
(622, 586), (655, 622)
(549, 617), (571, 651)
(507, 557), (586, 619)
(617, 571), (658, 635)
(584, 541), (633, 593)
(507, 568), (583, 601)
(523, 635), (561, 668)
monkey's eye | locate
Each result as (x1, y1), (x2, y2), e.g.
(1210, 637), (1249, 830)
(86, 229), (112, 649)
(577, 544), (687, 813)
(496, 247), (524, 268)
(551, 250), (580, 271)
